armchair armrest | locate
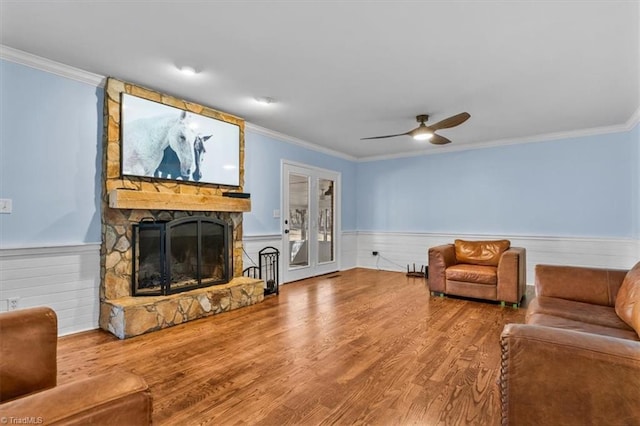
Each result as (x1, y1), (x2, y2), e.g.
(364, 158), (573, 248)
(497, 247), (526, 304)
(535, 264), (628, 306)
(428, 244), (456, 293)
(500, 324), (640, 425)
(0, 307), (57, 402)
(0, 371), (152, 425)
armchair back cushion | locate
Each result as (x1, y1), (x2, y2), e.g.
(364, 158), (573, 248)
(454, 239), (510, 267)
(615, 261), (640, 337)
(0, 307), (57, 402)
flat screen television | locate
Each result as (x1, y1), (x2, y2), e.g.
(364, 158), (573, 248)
(120, 93), (240, 186)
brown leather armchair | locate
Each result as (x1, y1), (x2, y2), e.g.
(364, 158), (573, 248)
(0, 307), (152, 425)
(499, 262), (640, 425)
(428, 239), (526, 307)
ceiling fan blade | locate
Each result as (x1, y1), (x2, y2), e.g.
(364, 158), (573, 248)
(430, 134), (452, 145)
(429, 112), (470, 131)
(360, 131), (410, 140)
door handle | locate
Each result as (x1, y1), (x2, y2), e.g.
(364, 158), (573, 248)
(284, 229), (289, 234)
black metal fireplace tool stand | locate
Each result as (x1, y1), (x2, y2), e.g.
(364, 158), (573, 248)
(243, 246), (280, 296)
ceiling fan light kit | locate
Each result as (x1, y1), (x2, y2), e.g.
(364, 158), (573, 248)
(361, 112), (470, 145)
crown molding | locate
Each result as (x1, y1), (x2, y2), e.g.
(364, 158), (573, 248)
(2, 44), (637, 162)
(245, 122), (357, 161)
(625, 107), (640, 130)
(0, 45), (105, 87)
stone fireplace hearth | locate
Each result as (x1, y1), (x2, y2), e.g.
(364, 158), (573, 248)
(99, 78), (263, 339)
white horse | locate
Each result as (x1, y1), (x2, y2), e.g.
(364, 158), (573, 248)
(123, 111), (196, 179)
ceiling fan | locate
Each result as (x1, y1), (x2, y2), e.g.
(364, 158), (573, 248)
(361, 112), (471, 145)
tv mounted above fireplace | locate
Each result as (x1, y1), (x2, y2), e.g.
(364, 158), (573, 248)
(120, 93), (240, 186)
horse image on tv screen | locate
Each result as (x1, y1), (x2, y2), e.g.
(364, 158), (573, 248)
(121, 93), (240, 186)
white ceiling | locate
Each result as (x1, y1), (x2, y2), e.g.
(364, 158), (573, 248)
(1, 1), (638, 159)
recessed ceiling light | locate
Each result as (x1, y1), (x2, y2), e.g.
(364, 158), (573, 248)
(178, 65), (198, 76)
(255, 96), (276, 105)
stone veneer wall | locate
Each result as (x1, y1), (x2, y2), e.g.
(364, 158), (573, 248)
(99, 78), (260, 338)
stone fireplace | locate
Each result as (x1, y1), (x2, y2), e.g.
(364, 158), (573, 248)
(99, 78), (263, 339)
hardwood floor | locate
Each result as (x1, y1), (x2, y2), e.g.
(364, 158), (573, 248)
(57, 268), (527, 425)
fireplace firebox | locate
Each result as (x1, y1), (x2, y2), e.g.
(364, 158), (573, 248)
(132, 216), (231, 296)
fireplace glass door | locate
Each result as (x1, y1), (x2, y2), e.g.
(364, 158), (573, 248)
(132, 216), (230, 296)
(168, 220), (200, 291)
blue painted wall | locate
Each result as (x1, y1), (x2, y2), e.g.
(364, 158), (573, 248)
(0, 60), (103, 248)
(0, 58), (637, 247)
(243, 131), (357, 235)
(357, 129), (638, 238)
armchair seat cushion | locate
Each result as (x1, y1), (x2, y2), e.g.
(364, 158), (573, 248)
(445, 264), (497, 285)
(527, 296), (635, 331)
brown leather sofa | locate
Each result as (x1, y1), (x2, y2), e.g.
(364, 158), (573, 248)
(0, 307), (153, 425)
(500, 262), (640, 425)
(428, 239), (526, 307)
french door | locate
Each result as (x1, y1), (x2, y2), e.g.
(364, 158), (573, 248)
(282, 162), (340, 283)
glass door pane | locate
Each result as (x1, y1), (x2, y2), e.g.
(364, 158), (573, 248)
(317, 178), (334, 263)
(288, 173), (309, 268)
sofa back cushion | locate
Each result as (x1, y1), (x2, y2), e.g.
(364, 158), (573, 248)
(454, 239), (511, 267)
(615, 261), (640, 337)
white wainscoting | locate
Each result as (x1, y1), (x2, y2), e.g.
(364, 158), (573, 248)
(356, 231), (640, 284)
(2, 234), (636, 337)
(341, 231), (358, 271)
(0, 244), (101, 336)
(242, 234), (283, 275)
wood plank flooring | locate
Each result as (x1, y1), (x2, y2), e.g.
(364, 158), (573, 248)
(57, 268), (527, 425)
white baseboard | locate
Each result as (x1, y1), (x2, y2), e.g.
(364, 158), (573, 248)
(0, 243), (101, 336)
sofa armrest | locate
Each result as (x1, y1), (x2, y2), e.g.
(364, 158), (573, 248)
(0, 307), (57, 402)
(428, 244), (456, 293)
(535, 264), (628, 306)
(0, 371), (152, 425)
(497, 247), (526, 304)
(500, 324), (640, 426)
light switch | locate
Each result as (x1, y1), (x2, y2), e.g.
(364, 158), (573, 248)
(0, 199), (12, 214)
(273, 209), (280, 218)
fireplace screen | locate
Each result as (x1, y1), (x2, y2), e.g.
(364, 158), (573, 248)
(132, 216), (231, 296)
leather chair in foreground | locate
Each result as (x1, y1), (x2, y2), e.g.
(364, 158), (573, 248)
(0, 307), (152, 425)
(500, 261), (640, 425)
(428, 239), (526, 307)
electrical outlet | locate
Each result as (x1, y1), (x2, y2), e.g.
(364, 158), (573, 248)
(372, 251), (379, 256)
(7, 297), (19, 311)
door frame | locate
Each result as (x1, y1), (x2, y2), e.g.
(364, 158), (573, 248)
(281, 160), (341, 283)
